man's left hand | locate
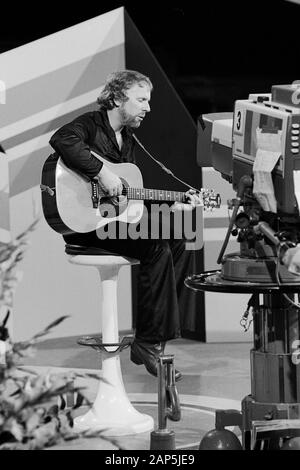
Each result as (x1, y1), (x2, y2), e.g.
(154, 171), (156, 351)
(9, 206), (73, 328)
(171, 189), (202, 212)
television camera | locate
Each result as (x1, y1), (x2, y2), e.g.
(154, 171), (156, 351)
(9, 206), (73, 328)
(198, 83), (300, 282)
(190, 83), (300, 450)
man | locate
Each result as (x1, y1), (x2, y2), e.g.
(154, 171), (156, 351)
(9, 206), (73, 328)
(50, 70), (201, 381)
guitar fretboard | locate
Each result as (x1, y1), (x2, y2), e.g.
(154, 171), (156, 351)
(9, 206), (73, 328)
(124, 187), (186, 203)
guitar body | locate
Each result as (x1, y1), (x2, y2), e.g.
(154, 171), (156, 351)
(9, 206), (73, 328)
(41, 153), (144, 234)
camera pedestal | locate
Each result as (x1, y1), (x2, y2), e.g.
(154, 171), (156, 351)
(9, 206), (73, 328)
(221, 253), (300, 284)
(185, 269), (300, 450)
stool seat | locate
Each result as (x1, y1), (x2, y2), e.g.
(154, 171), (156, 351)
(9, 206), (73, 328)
(65, 244), (121, 256)
(69, 254), (139, 267)
(66, 244), (139, 267)
(67, 244), (153, 436)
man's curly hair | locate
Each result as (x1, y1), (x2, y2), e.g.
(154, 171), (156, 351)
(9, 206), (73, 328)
(97, 70), (153, 110)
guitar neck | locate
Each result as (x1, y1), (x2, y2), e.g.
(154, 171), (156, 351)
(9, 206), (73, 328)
(125, 187), (186, 203)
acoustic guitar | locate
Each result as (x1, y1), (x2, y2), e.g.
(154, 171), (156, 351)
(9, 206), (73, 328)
(41, 151), (221, 235)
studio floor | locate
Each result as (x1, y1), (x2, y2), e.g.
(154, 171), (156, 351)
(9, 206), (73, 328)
(23, 336), (252, 450)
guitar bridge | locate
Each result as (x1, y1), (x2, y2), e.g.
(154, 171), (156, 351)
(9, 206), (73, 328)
(91, 179), (100, 208)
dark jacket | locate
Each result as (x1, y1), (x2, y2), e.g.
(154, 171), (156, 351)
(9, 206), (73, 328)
(49, 109), (136, 179)
(49, 108), (174, 242)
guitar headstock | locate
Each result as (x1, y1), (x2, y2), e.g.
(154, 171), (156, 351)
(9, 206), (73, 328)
(198, 188), (221, 211)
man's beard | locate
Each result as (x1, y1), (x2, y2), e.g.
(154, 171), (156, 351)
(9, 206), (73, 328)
(119, 108), (141, 128)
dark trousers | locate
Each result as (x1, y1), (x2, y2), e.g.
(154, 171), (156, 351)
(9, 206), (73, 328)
(63, 231), (198, 343)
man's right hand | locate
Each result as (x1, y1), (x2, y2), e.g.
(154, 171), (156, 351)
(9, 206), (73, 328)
(97, 165), (123, 196)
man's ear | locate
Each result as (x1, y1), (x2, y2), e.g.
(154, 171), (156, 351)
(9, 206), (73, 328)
(109, 91), (120, 108)
(111, 94), (121, 108)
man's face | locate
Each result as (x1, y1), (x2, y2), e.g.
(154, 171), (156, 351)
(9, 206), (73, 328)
(118, 82), (151, 128)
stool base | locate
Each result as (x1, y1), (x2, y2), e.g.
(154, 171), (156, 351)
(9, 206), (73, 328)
(74, 408), (154, 436)
(74, 356), (154, 436)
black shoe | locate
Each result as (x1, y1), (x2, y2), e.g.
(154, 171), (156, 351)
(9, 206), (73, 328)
(130, 339), (182, 382)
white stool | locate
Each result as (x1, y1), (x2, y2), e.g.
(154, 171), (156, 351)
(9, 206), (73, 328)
(67, 249), (154, 436)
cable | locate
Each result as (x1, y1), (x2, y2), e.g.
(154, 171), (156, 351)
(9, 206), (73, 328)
(132, 133), (201, 193)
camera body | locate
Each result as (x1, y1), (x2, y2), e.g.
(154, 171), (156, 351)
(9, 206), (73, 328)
(197, 85), (300, 282)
